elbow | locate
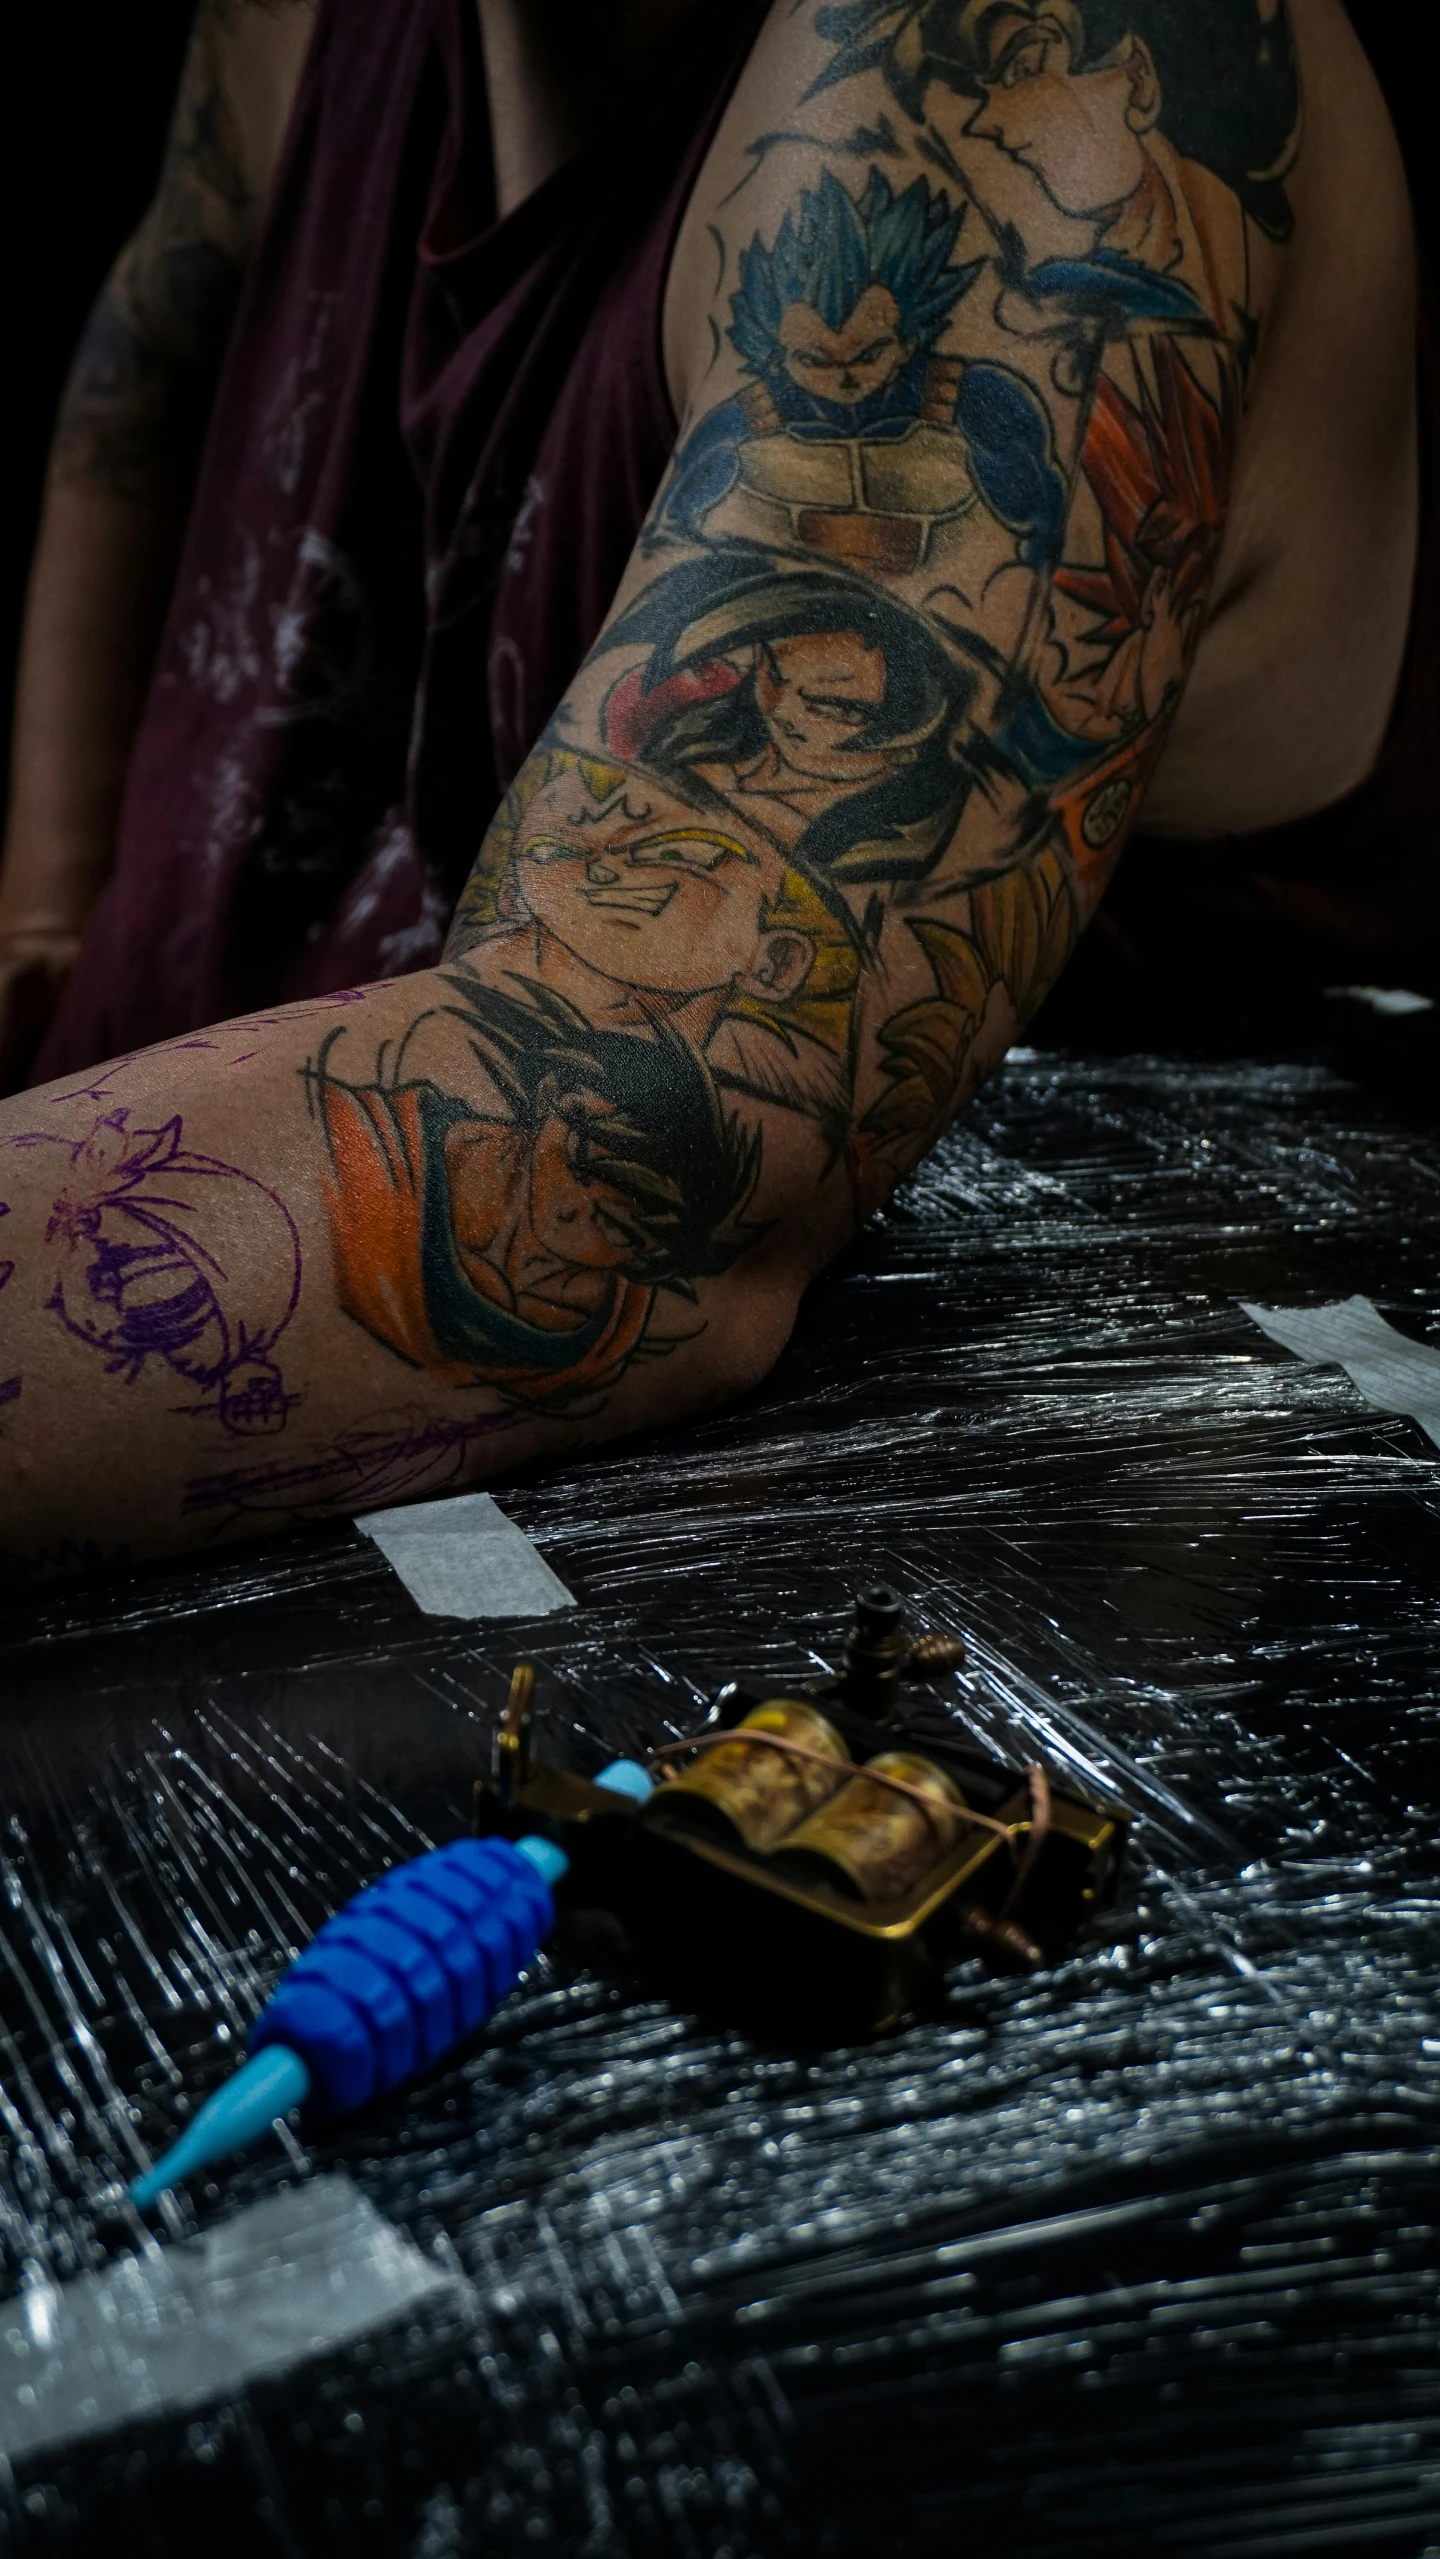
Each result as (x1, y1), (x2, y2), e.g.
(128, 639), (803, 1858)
(664, 1268), (806, 1425)
(716, 1271), (805, 1400)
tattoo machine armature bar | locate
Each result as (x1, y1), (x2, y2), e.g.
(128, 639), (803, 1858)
(474, 1584), (1129, 2037)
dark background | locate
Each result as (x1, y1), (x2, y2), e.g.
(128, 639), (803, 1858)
(0, 3), (1430, 817)
(0, 0), (194, 808)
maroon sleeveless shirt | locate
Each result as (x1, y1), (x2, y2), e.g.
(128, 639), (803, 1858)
(34, 0), (1440, 1078)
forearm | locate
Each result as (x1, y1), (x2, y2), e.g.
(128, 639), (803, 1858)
(0, 973), (812, 1564)
(0, 276), (223, 1092)
(3, 52), (255, 918)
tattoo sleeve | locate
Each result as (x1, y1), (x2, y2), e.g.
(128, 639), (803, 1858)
(417, 0), (1298, 1373)
(0, 0), (1300, 1557)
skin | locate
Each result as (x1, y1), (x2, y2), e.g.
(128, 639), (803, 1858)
(0, 0), (1423, 1565)
(0, 0), (316, 1092)
(523, 1111), (644, 1272)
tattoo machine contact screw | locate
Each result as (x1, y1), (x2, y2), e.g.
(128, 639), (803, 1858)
(833, 1583), (965, 1717)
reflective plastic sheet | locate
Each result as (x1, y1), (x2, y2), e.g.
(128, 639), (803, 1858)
(1, 1045), (1439, 2555)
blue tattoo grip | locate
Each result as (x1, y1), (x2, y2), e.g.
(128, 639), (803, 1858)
(129, 1761), (651, 2206)
(249, 1837), (559, 2114)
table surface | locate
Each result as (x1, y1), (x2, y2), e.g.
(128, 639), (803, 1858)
(2, 1044), (1439, 2558)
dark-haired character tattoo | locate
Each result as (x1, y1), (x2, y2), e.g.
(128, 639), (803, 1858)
(308, 983), (760, 1411)
(664, 166), (1065, 573)
(599, 546), (1030, 892)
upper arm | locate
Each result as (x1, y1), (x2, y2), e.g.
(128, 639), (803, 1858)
(116, 0), (316, 364)
(446, 0), (1299, 1238)
(52, 0), (316, 490)
(162, 0), (1295, 1484)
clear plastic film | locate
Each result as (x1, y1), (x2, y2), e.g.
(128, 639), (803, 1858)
(1, 1045), (1439, 2555)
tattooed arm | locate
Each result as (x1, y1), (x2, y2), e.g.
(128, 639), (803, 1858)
(0, 0), (1301, 1562)
(0, 0), (314, 1090)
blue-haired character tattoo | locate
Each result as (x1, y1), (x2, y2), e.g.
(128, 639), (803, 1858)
(664, 168), (1065, 572)
(731, 166), (981, 435)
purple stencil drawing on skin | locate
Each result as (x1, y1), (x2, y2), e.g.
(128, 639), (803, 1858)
(22, 1109), (302, 1435)
(183, 1403), (519, 1520)
(38, 997), (378, 1112)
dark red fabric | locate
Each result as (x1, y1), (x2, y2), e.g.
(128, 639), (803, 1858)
(36, 0), (759, 1077)
(33, 0), (1440, 1078)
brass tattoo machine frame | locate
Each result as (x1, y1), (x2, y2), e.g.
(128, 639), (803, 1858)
(473, 1585), (1129, 2037)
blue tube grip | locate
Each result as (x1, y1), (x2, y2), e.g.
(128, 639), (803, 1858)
(249, 1837), (555, 2115)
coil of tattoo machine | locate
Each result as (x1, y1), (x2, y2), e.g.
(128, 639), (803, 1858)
(474, 1585), (1129, 2036)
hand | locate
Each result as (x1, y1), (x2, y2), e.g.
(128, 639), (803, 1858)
(0, 925), (82, 1094)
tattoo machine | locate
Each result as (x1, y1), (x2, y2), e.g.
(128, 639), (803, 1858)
(130, 1595), (1127, 2209)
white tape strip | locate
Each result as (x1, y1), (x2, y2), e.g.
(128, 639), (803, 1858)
(1240, 1295), (1440, 1450)
(0, 2177), (461, 2464)
(356, 1489), (575, 1620)
(1325, 985), (1435, 1018)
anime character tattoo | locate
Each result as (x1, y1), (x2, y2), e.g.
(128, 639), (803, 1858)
(308, 980), (759, 1412)
(813, 0), (1299, 241)
(307, 0), (1296, 1418)
(664, 167), (1067, 574)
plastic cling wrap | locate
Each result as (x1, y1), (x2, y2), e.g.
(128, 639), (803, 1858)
(1, 1047), (1439, 2556)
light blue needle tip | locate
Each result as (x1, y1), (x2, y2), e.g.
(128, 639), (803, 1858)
(129, 2042), (311, 2211)
(594, 1758), (654, 1805)
(513, 1832), (570, 1889)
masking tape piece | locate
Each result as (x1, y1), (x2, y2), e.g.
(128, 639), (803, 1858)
(1240, 1295), (1440, 1450)
(355, 1489), (575, 1619)
(0, 2176), (461, 2465)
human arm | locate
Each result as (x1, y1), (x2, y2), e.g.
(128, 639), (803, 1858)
(0, 0), (314, 1091)
(0, 0), (1297, 1565)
